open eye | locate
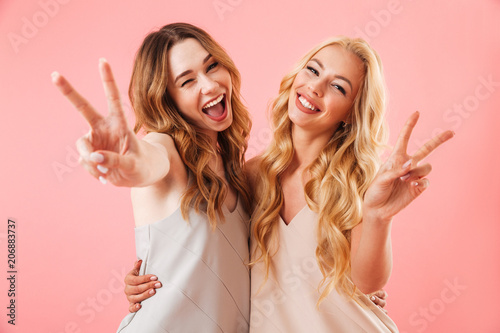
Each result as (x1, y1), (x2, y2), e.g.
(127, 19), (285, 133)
(207, 62), (219, 72)
(332, 84), (346, 96)
(181, 79), (194, 87)
(307, 66), (319, 76)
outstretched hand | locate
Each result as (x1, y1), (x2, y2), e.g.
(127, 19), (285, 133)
(363, 111), (454, 222)
(52, 59), (141, 186)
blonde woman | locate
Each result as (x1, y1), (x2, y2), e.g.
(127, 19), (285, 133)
(247, 37), (453, 332)
(122, 37), (428, 331)
(52, 23), (252, 332)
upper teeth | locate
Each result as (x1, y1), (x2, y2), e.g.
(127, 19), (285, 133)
(299, 96), (318, 111)
(203, 94), (224, 109)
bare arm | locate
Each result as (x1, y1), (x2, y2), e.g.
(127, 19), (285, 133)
(52, 58), (171, 187)
(350, 112), (454, 294)
(350, 214), (393, 294)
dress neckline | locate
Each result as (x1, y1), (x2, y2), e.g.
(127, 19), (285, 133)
(223, 192), (240, 215)
(279, 205), (308, 226)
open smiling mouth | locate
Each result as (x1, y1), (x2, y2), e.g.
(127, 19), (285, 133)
(297, 93), (321, 112)
(202, 94), (227, 121)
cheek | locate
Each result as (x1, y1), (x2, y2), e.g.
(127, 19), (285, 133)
(292, 72), (306, 87)
(216, 66), (231, 83)
(325, 97), (352, 117)
(223, 73), (233, 94)
(175, 93), (199, 117)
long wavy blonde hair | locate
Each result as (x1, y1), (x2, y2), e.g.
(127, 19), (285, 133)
(129, 23), (252, 228)
(252, 36), (388, 304)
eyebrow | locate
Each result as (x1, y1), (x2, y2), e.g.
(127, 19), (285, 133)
(310, 58), (353, 92)
(174, 53), (213, 84)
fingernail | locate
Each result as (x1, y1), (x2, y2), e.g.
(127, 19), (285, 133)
(149, 289), (155, 295)
(51, 71), (59, 80)
(136, 304), (140, 309)
(371, 296), (376, 301)
(97, 165), (108, 174)
(90, 152), (104, 163)
(412, 181), (418, 187)
(99, 176), (107, 185)
(400, 173), (410, 181)
(402, 160), (411, 169)
(154, 283), (162, 288)
(99, 57), (107, 64)
(150, 276), (158, 281)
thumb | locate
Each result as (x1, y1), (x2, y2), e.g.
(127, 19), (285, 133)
(411, 178), (430, 196)
(133, 260), (143, 275)
(90, 150), (135, 172)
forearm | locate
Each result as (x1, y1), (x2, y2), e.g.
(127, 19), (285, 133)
(132, 139), (171, 187)
(350, 211), (393, 294)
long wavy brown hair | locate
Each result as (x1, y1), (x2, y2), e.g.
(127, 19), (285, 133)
(251, 36), (388, 304)
(129, 23), (251, 228)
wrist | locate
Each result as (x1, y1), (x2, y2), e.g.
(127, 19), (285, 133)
(362, 206), (393, 226)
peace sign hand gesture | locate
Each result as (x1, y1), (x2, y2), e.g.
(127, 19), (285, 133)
(52, 59), (143, 187)
(363, 112), (454, 222)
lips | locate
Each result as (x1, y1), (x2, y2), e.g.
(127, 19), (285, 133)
(202, 94), (224, 110)
(295, 93), (321, 114)
(201, 94), (227, 121)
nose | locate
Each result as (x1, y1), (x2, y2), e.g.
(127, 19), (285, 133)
(200, 75), (218, 95)
(307, 79), (323, 97)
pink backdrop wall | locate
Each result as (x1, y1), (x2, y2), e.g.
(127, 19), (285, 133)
(1, 0), (499, 332)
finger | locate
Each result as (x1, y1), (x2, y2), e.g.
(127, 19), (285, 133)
(92, 150), (136, 173)
(373, 289), (388, 300)
(393, 111), (420, 156)
(412, 130), (455, 164)
(129, 303), (141, 313)
(377, 297), (387, 308)
(411, 178), (430, 196)
(124, 270), (158, 286)
(378, 157), (413, 182)
(51, 71), (103, 127)
(98, 59), (126, 119)
(80, 161), (104, 181)
(75, 137), (110, 182)
(400, 163), (432, 182)
(370, 295), (387, 308)
(126, 287), (158, 304)
(76, 136), (93, 161)
(125, 280), (162, 297)
(131, 260), (143, 275)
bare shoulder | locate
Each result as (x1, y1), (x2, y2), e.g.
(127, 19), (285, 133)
(131, 132), (187, 226)
(142, 132), (183, 170)
(142, 132), (177, 153)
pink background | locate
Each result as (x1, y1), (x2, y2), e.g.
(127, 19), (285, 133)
(1, 0), (499, 332)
